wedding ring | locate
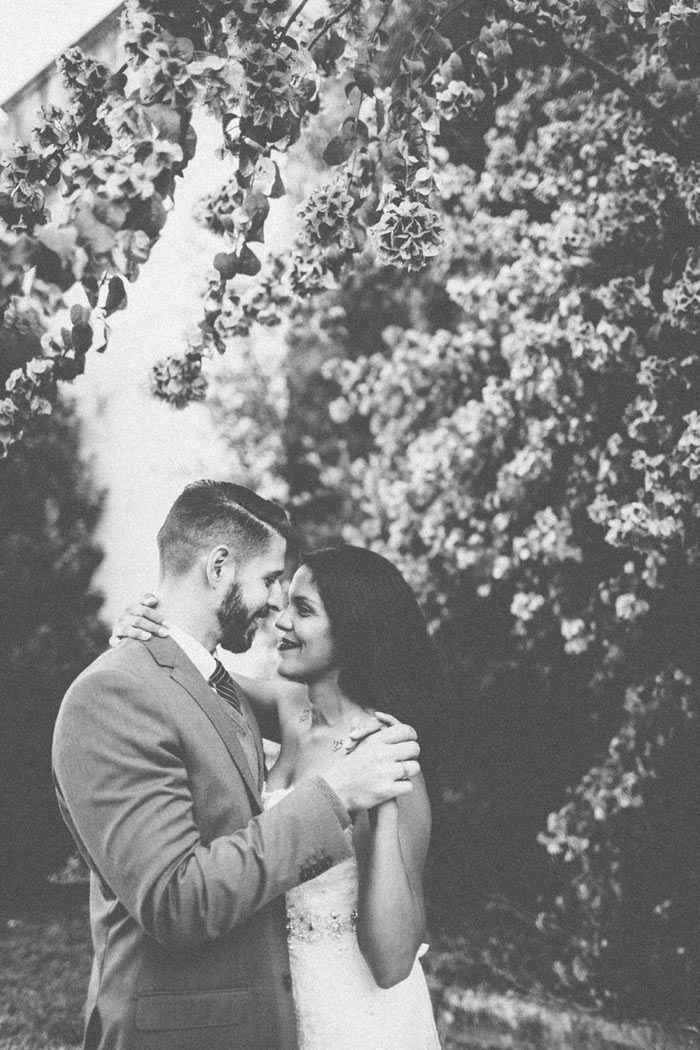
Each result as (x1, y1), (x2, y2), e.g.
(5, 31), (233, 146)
(401, 761), (410, 780)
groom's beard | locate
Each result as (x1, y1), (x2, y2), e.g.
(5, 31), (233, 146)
(217, 581), (264, 653)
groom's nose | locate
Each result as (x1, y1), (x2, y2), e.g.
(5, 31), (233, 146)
(267, 579), (284, 611)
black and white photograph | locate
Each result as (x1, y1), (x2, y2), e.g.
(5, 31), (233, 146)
(2, 2), (700, 1048)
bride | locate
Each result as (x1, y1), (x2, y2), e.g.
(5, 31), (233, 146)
(114, 545), (442, 1050)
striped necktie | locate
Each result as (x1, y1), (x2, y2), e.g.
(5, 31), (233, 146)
(208, 658), (243, 717)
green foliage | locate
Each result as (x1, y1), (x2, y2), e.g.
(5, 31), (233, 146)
(6, 0), (698, 444)
(270, 4), (700, 1016)
(0, 321), (107, 896)
(538, 670), (700, 1015)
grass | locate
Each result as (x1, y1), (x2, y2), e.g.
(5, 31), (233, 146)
(2, 890), (700, 1050)
(0, 890), (91, 1050)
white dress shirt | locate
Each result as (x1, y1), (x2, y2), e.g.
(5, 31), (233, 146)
(167, 623), (261, 780)
(167, 623), (217, 681)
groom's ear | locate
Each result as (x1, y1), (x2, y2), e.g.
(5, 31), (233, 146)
(205, 544), (235, 589)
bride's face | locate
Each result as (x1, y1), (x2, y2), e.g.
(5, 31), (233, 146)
(274, 565), (339, 683)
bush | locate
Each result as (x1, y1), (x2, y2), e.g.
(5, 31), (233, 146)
(0, 401), (107, 901)
(275, 9), (700, 1015)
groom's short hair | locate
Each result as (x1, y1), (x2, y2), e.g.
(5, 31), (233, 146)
(157, 480), (290, 577)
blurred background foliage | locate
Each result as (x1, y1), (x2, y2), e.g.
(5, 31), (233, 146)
(0, 308), (108, 901)
(208, 1), (700, 1019)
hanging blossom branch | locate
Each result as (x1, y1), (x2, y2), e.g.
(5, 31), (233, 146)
(1, 0), (698, 443)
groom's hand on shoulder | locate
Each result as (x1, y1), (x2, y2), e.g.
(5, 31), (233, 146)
(343, 710), (399, 753)
(109, 592), (170, 647)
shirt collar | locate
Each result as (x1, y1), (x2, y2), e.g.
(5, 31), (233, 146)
(168, 623), (217, 682)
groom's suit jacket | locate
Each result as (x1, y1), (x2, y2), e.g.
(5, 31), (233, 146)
(52, 635), (353, 1050)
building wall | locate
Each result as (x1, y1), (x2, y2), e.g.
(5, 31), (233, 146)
(0, 4), (124, 145)
(0, 7), (293, 681)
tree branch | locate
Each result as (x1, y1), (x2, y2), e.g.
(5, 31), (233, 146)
(370, 0), (393, 42)
(308, 0), (364, 53)
(273, 0), (313, 52)
(491, 0), (688, 159)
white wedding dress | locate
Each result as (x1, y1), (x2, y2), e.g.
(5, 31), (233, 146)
(263, 786), (442, 1050)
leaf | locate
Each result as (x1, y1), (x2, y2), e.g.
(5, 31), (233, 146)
(72, 323), (93, 356)
(104, 275), (127, 315)
(310, 29), (346, 69)
(45, 165), (62, 188)
(214, 252), (239, 280)
(351, 65), (376, 95)
(107, 68), (127, 94)
(93, 199), (129, 231)
(323, 136), (353, 166)
(401, 57), (425, 77)
(382, 146), (405, 182)
(269, 163), (285, 199)
(141, 103), (182, 140)
(70, 304), (91, 327)
(243, 192), (270, 243)
(81, 274), (100, 308)
(183, 124), (198, 161)
(213, 246), (261, 279)
(36, 226), (78, 265)
(375, 97), (385, 133)
(134, 141), (154, 164)
(355, 190), (380, 227)
(235, 244), (262, 276)
(174, 36), (195, 60)
(252, 157), (284, 198)
(342, 117), (369, 145)
(439, 52), (465, 81)
(73, 201), (116, 255)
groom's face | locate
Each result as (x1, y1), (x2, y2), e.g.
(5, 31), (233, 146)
(216, 534), (286, 652)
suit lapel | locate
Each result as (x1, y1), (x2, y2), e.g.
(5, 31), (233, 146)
(145, 636), (262, 810)
(238, 689), (265, 790)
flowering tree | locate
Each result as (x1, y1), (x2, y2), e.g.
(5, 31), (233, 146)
(0, 0), (440, 454)
(3, 0), (699, 457)
(257, 0), (700, 1014)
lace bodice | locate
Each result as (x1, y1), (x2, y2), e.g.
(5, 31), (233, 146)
(262, 784), (442, 1049)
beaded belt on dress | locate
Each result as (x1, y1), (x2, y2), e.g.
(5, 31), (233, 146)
(286, 904), (358, 942)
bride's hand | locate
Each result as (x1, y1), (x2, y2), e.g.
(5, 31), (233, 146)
(109, 593), (170, 647)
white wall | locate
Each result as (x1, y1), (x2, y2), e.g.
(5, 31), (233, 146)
(72, 112), (293, 654)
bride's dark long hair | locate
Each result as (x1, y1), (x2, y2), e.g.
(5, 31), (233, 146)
(300, 546), (440, 738)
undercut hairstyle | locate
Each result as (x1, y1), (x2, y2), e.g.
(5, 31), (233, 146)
(157, 480), (290, 578)
(301, 546), (440, 733)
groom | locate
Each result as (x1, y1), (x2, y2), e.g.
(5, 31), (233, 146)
(52, 481), (420, 1050)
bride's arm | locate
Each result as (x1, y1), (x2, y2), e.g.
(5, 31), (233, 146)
(224, 671), (305, 742)
(355, 774), (431, 988)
